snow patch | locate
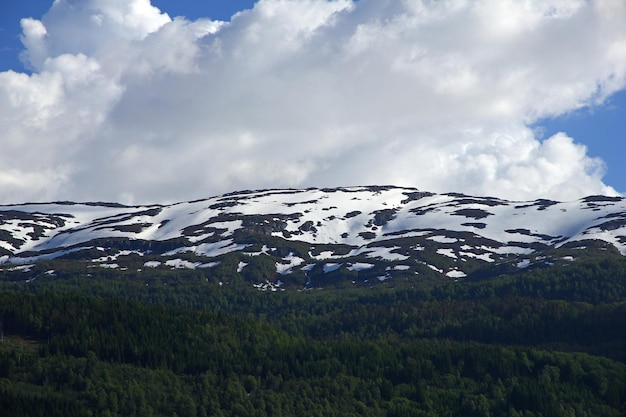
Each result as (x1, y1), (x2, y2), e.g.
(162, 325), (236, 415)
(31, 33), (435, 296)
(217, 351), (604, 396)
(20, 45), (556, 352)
(460, 251), (494, 262)
(347, 262), (375, 271)
(253, 280), (284, 292)
(492, 246), (534, 255)
(310, 250), (336, 260)
(446, 270), (467, 278)
(244, 245), (273, 257)
(187, 232), (215, 243)
(393, 265), (411, 271)
(165, 259), (199, 269)
(6, 264), (34, 272)
(199, 262), (220, 268)
(196, 240), (249, 257)
(301, 263), (315, 271)
(164, 259), (220, 269)
(428, 236), (458, 243)
(92, 250), (144, 263)
(275, 253), (305, 275)
(437, 248), (457, 259)
(209, 220), (243, 237)
(323, 263), (342, 273)
(363, 246), (409, 261)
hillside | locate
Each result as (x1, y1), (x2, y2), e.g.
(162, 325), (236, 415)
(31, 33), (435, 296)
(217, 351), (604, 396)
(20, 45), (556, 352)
(1, 187), (626, 416)
(1, 186), (625, 289)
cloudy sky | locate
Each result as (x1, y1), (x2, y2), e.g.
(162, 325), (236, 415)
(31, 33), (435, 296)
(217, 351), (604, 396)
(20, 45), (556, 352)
(0, 0), (624, 205)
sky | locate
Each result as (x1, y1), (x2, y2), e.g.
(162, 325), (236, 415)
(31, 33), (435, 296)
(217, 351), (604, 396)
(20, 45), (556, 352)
(0, 0), (624, 205)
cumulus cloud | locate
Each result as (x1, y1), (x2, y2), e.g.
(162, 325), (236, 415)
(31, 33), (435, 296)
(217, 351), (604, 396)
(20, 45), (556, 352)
(1, 0), (625, 204)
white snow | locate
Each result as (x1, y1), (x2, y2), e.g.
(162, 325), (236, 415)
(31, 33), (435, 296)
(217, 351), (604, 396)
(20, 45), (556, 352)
(446, 270), (467, 278)
(165, 239), (249, 258)
(323, 263), (342, 273)
(165, 259), (200, 269)
(492, 246), (534, 255)
(437, 248), (457, 259)
(92, 249), (144, 263)
(275, 263), (292, 274)
(237, 261), (248, 273)
(1, 187), (624, 270)
(208, 220), (243, 237)
(7, 246), (95, 264)
(6, 264), (34, 272)
(199, 262), (220, 268)
(347, 262), (375, 271)
(363, 246), (409, 261)
(187, 232), (215, 243)
(459, 251), (494, 263)
(275, 253), (305, 275)
(244, 245), (273, 257)
(310, 250), (336, 260)
(196, 240), (249, 257)
(301, 264), (316, 271)
(253, 280), (285, 292)
(428, 236), (458, 243)
(564, 226), (626, 255)
(163, 259), (220, 269)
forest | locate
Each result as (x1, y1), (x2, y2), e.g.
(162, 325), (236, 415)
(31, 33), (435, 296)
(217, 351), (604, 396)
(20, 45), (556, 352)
(0, 255), (625, 416)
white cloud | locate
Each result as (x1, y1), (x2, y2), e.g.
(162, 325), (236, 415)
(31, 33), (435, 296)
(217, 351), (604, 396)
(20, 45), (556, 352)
(1, 0), (625, 204)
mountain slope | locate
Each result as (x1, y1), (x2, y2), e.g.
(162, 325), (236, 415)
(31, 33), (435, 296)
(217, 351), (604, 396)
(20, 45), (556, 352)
(1, 186), (625, 288)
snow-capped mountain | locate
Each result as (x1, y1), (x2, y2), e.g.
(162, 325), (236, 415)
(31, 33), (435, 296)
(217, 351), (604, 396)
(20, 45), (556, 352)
(1, 186), (625, 288)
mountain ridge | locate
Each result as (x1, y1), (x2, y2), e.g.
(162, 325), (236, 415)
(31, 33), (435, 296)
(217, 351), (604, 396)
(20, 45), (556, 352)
(1, 186), (625, 289)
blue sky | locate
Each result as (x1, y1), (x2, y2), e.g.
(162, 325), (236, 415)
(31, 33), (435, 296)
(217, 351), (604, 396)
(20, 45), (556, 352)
(535, 89), (625, 194)
(0, 0), (624, 204)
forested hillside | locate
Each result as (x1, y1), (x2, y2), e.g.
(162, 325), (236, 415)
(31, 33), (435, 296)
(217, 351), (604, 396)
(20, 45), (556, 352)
(1, 254), (625, 416)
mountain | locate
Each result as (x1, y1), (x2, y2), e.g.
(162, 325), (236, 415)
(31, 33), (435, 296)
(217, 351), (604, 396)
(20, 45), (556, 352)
(1, 186), (625, 289)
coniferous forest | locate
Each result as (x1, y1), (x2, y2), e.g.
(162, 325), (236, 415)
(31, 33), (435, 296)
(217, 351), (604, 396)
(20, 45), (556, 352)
(1, 256), (625, 416)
